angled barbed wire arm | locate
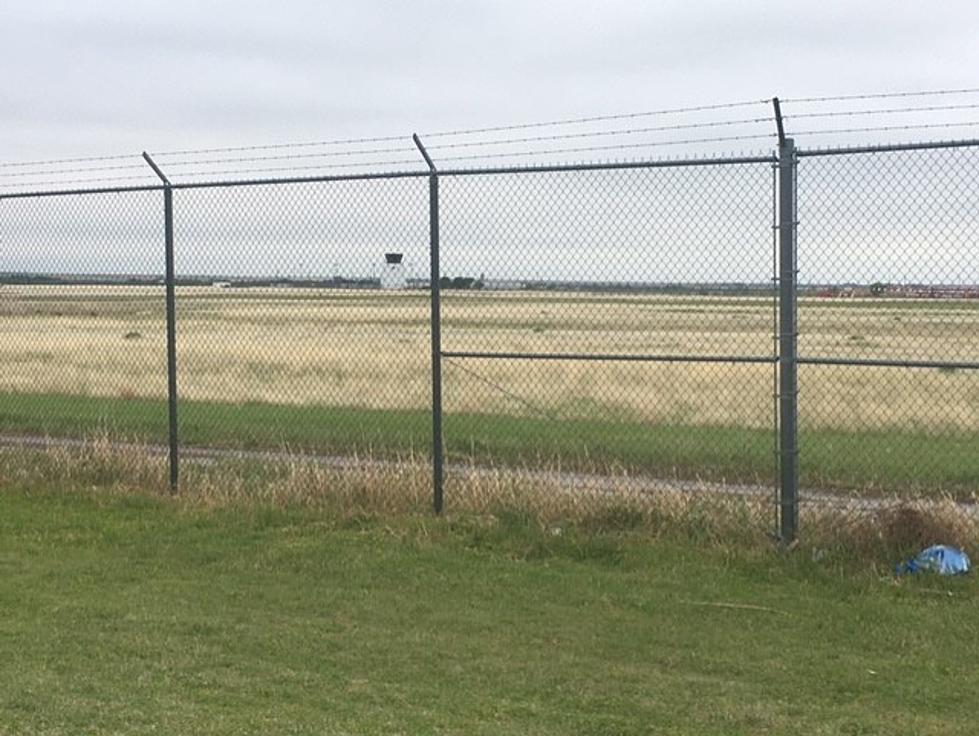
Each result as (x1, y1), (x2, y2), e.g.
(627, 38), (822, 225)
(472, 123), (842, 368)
(141, 152), (171, 186)
(413, 134), (444, 514)
(412, 134), (438, 173)
(142, 152), (180, 493)
(772, 97), (787, 148)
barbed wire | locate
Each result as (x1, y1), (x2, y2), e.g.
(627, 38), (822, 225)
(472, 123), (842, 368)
(0, 162), (149, 179)
(782, 87), (979, 104)
(425, 116), (773, 151)
(421, 99), (772, 139)
(0, 132), (783, 190)
(158, 144), (418, 169)
(166, 158), (424, 180)
(429, 132), (777, 165)
(3, 90), (978, 187)
(151, 133), (409, 158)
(146, 99), (771, 158)
(0, 152), (142, 170)
(105, 117), (773, 169)
(784, 102), (979, 120)
(788, 120), (979, 137)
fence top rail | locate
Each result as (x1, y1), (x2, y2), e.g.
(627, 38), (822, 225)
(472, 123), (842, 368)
(796, 137), (979, 158)
(0, 153), (779, 200)
(0, 183), (166, 200)
(435, 154), (777, 178)
(0, 170), (429, 200)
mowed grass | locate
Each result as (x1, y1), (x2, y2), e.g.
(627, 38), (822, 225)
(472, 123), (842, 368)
(0, 484), (977, 735)
(1, 391), (978, 497)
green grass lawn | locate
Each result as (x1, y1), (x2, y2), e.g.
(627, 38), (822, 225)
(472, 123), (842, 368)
(0, 485), (976, 735)
(0, 391), (977, 497)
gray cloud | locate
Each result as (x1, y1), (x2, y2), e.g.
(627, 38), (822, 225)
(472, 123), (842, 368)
(2, 0), (978, 162)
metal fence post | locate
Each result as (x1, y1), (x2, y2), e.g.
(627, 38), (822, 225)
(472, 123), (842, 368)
(142, 153), (179, 493)
(412, 135), (444, 515)
(776, 129), (799, 544)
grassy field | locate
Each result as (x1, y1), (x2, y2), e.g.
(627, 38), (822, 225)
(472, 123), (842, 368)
(0, 285), (976, 495)
(1, 391), (978, 497)
(0, 477), (977, 735)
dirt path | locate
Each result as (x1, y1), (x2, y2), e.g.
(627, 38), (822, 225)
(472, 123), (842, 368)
(1, 433), (975, 519)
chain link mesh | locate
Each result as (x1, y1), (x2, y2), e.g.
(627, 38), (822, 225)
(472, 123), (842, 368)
(797, 145), (979, 539)
(439, 163), (777, 522)
(0, 142), (976, 545)
(171, 178), (431, 464)
(0, 191), (166, 444)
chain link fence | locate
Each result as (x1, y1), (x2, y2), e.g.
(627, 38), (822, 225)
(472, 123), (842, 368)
(171, 178), (431, 460)
(0, 189), (166, 439)
(1, 125), (976, 546)
(438, 160), (780, 525)
(795, 143), (979, 542)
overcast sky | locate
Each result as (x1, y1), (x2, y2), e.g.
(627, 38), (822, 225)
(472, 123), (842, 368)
(1, 1), (976, 286)
(2, 0), (978, 162)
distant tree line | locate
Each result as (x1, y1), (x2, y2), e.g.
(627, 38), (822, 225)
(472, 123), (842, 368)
(438, 276), (484, 290)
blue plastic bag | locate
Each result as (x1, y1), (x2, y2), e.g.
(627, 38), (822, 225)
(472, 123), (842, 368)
(896, 545), (971, 576)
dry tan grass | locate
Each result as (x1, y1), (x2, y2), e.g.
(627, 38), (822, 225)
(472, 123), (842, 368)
(0, 285), (975, 431)
(5, 436), (974, 556)
(0, 436), (771, 537)
(801, 497), (979, 558)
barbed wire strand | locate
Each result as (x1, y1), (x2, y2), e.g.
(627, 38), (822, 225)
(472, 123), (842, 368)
(168, 158), (424, 180)
(789, 120), (979, 137)
(1, 132), (782, 189)
(126, 116), (775, 168)
(0, 152), (142, 170)
(426, 116), (773, 151)
(784, 102), (979, 120)
(147, 98), (773, 159)
(431, 132), (777, 164)
(0, 162), (151, 179)
(421, 99), (772, 139)
(4, 89), (976, 168)
(782, 87), (979, 104)
(2, 119), (773, 178)
(160, 144), (420, 169)
(152, 133), (411, 158)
